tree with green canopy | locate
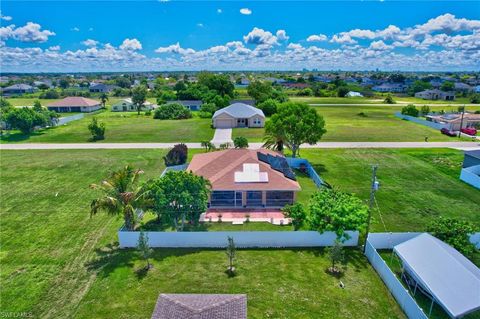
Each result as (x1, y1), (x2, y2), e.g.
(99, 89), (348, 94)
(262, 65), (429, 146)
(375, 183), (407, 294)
(146, 171), (211, 231)
(307, 188), (368, 242)
(100, 93), (109, 108)
(132, 85), (148, 115)
(427, 217), (478, 258)
(264, 102), (326, 158)
(282, 203), (306, 231)
(137, 230), (153, 270)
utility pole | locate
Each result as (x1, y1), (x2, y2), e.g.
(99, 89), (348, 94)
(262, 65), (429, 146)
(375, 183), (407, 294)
(364, 165), (379, 252)
(458, 105), (465, 138)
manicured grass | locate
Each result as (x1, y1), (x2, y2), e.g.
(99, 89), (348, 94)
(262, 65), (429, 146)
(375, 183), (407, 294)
(395, 96), (473, 105)
(231, 104), (480, 142)
(300, 148), (480, 232)
(1, 149), (405, 318)
(290, 97), (384, 104)
(1, 111), (214, 143)
(378, 250), (480, 318)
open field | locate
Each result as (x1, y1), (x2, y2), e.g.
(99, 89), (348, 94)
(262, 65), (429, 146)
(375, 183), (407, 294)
(233, 104), (480, 142)
(1, 148), (407, 318)
(301, 148), (480, 232)
(1, 111), (214, 143)
(291, 96), (475, 105)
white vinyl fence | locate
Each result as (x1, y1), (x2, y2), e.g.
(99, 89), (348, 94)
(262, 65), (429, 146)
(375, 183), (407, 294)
(365, 239), (428, 319)
(118, 230), (359, 248)
(394, 112), (447, 130)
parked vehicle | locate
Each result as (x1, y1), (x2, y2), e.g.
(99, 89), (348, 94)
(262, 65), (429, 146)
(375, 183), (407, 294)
(440, 128), (457, 137)
(460, 127), (477, 136)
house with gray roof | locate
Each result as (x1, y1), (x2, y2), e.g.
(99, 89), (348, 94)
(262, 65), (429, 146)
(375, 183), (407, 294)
(166, 100), (203, 111)
(415, 89), (455, 101)
(89, 83), (114, 93)
(151, 294), (247, 319)
(1, 84), (36, 96)
(212, 103), (265, 128)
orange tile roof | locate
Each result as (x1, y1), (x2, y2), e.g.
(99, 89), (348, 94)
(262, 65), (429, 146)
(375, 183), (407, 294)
(47, 97), (100, 107)
(187, 149), (301, 191)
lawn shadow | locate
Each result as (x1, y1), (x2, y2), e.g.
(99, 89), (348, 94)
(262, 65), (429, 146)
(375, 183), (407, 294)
(0, 130), (46, 142)
(311, 163), (328, 174)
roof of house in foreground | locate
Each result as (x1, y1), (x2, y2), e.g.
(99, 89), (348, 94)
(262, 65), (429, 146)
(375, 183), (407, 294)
(213, 103), (264, 119)
(151, 294), (247, 319)
(394, 233), (480, 318)
(187, 149), (301, 191)
(47, 97), (100, 107)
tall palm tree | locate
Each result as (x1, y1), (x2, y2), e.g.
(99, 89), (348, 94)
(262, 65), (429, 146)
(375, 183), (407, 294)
(90, 165), (150, 230)
(100, 93), (109, 108)
(262, 125), (289, 153)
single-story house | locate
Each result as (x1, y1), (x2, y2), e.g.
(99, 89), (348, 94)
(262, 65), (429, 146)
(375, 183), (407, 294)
(166, 100), (203, 111)
(346, 91), (363, 97)
(188, 149), (301, 209)
(426, 113), (480, 131)
(372, 83), (407, 93)
(89, 83), (114, 93)
(111, 98), (157, 112)
(212, 103), (265, 128)
(151, 294), (247, 319)
(47, 97), (102, 113)
(393, 233), (480, 318)
(1, 84), (36, 96)
(230, 99), (255, 106)
(415, 89), (455, 101)
(454, 82), (473, 92)
(475, 85), (480, 93)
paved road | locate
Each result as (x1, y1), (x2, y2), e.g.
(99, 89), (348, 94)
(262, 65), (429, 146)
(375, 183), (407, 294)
(1, 141), (478, 150)
(210, 128), (233, 146)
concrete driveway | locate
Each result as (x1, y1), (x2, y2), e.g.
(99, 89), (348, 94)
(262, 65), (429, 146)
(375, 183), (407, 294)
(211, 128), (233, 146)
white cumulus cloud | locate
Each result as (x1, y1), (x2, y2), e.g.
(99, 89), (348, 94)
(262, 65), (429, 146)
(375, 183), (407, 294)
(276, 30), (289, 41)
(82, 39), (99, 47)
(243, 27), (278, 46)
(120, 38), (142, 51)
(307, 34), (327, 42)
(240, 8), (252, 15)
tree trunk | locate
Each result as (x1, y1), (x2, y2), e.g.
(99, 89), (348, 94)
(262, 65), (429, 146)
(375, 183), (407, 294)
(181, 213), (186, 231)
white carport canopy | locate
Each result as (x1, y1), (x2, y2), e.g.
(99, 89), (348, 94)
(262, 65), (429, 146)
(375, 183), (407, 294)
(393, 233), (480, 318)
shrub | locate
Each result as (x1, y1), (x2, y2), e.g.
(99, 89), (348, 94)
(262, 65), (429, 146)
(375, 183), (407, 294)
(219, 142), (231, 150)
(282, 203), (305, 231)
(469, 94), (480, 104)
(145, 109), (152, 116)
(163, 144), (188, 166)
(401, 104), (419, 117)
(39, 89), (60, 99)
(200, 102), (217, 114)
(198, 111), (212, 118)
(420, 105), (430, 116)
(337, 86), (349, 98)
(384, 94), (395, 104)
(153, 103), (192, 120)
(427, 217), (478, 258)
(88, 117), (106, 141)
(233, 136), (249, 148)
(5, 107), (57, 134)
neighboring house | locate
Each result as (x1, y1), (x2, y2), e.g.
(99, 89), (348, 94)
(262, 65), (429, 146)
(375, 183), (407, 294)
(281, 82), (310, 89)
(475, 85), (480, 93)
(1, 84), (36, 96)
(151, 294), (247, 319)
(47, 97), (102, 112)
(372, 83), (407, 93)
(463, 150), (480, 169)
(188, 149), (301, 209)
(415, 89), (455, 101)
(454, 82), (473, 92)
(230, 99), (255, 106)
(111, 98), (156, 112)
(166, 100), (203, 111)
(460, 150), (480, 189)
(89, 83), (114, 93)
(426, 113), (480, 131)
(346, 91), (363, 97)
(33, 80), (52, 88)
(212, 103), (265, 128)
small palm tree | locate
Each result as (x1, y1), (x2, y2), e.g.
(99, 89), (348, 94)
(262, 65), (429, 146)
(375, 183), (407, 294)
(100, 93), (109, 108)
(90, 165), (150, 230)
(262, 130), (288, 152)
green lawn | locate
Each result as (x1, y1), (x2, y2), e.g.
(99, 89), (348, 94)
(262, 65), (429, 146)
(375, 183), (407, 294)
(290, 97), (384, 104)
(300, 148), (480, 232)
(1, 111), (214, 143)
(232, 104), (480, 142)
(0, 149), (405, 318)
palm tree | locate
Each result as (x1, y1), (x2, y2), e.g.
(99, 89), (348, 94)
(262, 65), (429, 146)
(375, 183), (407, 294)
(262, 130), (288, 152)
(100, 93), (109, 108)
(90, 165), (150, 230)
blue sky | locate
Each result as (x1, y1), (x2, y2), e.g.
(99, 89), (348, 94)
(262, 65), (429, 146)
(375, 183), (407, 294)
(1, 1), (479, 72)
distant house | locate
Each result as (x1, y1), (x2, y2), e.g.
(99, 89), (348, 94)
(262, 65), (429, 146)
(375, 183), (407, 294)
(1, 84), (36, 96)
(166, 100), (202, 111)
(454, 82), (473, 92)
(47, 97), (102, 113)
(111, 98), (156, 112)
(281, 83), (310, 89)
(415, 89), (455, 101)
(188, 149), (301, 209)
(475, 85), (480, 93)
(372, 83), (407, 93)
(346, 91), (363, 97)
(151, 294), (247, 319)
(426, 113), (480, 131)
(89, 83), (114, 93)
(230, 99), (255, 106)
(212, 103), (265, 128)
